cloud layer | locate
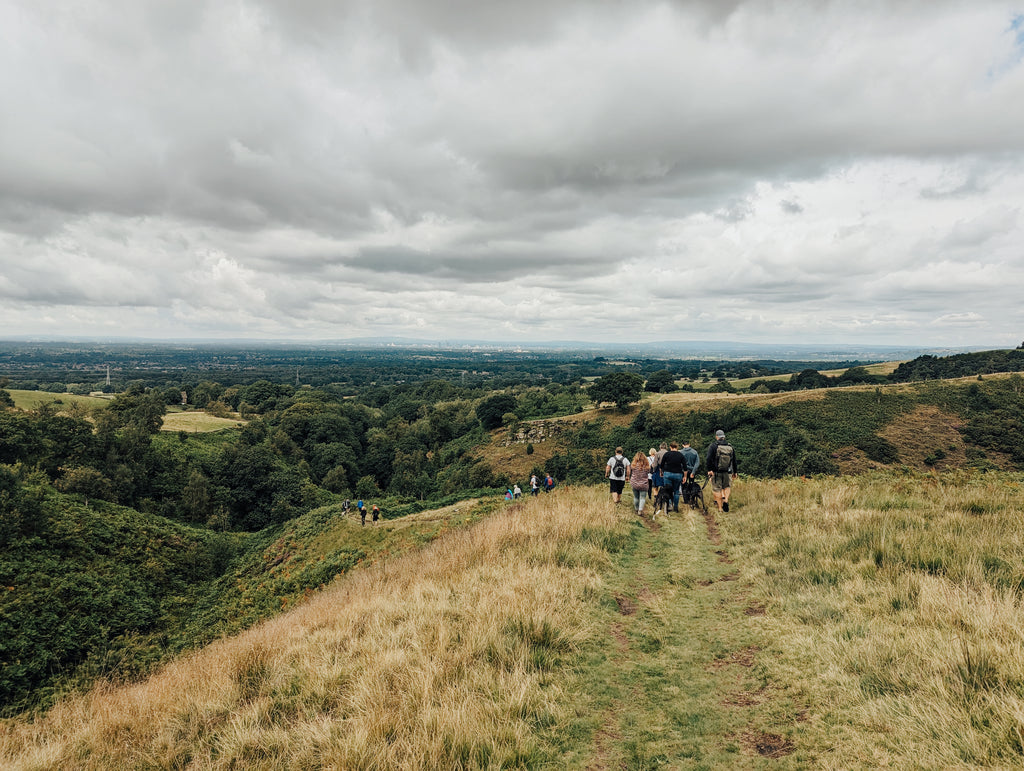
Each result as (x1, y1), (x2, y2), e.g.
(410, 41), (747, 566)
(2, 0), (1023, 345)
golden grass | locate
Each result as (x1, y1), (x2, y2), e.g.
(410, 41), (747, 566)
(726, 472), (1024, 768)
(160, 411), (246, 433)
(0, 490), (619, 770)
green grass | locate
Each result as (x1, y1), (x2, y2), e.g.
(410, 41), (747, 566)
(536, 503), (806, 768)
(7, 389), (110, 411)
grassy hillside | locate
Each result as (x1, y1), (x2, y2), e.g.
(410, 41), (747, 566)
(0, 473), (492, 717)
(5, 473), (1024, 768)
(482, 374), (1024, 483)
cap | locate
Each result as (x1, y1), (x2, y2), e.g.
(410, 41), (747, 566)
(715, 430), (725, 439)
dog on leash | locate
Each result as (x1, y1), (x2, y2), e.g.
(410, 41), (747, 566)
(652, 485), (675, 518)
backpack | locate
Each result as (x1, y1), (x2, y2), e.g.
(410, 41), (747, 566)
(716, 443), (734, 473)
(612, 456), (626, 477)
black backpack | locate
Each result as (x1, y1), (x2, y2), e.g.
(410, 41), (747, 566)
(716, 443), (734, 473)
(612, 456), (626, 476)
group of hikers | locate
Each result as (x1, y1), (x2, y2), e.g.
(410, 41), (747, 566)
(604, 430), (738, 515)
(504, 472), (556, 500)
(341, 498), (380, 526)
(342, 434), (736, 523)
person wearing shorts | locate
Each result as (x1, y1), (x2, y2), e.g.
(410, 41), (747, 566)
(605, 446), (630, 504)
(706, 429), (738, 512)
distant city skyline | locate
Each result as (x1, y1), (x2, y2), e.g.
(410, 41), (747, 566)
(2, 1), (1023, 347)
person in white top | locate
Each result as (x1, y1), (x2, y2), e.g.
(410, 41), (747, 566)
(604, 446), (630, 504)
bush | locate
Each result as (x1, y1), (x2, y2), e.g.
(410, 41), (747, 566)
(856, 436), (900, 464)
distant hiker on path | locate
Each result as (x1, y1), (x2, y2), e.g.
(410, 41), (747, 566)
(706, 429), (738, 512)
(357, 499), (366, 526)
(630, 451), (650, 515)
(372, 504), (380, 524)
(513, 484), (522, 499)
(544, 473), (555, 492)
(531, 474), (540, 496)
(342, 499), (351, 517)
(605, 446), (630, 504)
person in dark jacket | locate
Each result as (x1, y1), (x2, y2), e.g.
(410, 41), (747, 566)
(680, 440), (700, 504)
(659, 442), (686, 513)
(705, 429), (738, 512)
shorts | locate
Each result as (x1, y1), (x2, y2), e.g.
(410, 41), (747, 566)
(710, 472), (732, 493)
(609, 478), (626, 494)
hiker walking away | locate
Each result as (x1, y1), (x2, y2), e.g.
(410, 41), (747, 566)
(659, 442), (687, 513)
(513, 483), (522, 499)
(342, 498), (351, 518)
(681, 440), (700, 505)
(357, 499), (366, 526)
(530, 474), (540, 496)
(371, 504), (380, 524)
(652, 442), (668, 499)
(706, 429), (738, 512)
(630, 452), (650, 515)
(605, 446), (630, 504)
(544, 473), (556, 492)
(647, 447), (657, 500)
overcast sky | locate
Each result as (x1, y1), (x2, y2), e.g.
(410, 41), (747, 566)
(2, 1), (1023, 346)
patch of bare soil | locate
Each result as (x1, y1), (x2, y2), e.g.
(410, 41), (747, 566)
(741, 730), (795, 759)
(586, 708), (624, 771)
(744, 603), (766, 616)
(614, 594), (637, 616)
(701, 508), (721, 544)
(638, 511), (662, 532)
(722, 688), (768, 707)
(708, 646), (760, 670)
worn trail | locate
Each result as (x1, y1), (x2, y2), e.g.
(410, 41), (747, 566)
(556, 501), (807, 769)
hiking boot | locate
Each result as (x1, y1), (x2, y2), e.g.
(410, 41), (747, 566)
(723, 502), (729, 512)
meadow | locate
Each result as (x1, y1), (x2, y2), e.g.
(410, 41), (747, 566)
(161, 409), (247, 433)
(4, 472), (1024, 768)
(7, 389), (110, 413)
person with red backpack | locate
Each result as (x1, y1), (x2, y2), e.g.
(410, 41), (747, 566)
(706, 430), (738, 512)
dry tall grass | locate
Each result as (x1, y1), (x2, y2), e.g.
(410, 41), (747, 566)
(0, 489), (621, 770)
(728, 471), (1024, 768)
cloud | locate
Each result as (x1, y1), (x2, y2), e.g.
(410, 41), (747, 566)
(1, 0), (1023, 346)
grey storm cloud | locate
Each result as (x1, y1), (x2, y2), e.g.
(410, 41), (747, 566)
(1, 0), (1023, 345)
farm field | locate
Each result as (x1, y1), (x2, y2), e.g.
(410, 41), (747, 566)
(160, 409), (246, 433)
(6, 389), (110, 412)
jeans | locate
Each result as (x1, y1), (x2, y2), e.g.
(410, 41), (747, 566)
(662, 472), (683, 510)
(633, 487), (647, 512)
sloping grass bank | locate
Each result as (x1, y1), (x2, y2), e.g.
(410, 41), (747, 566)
(0, 490), (623, 769)
(5, 473), (1024, 768)
(724, 471), (1024, 768)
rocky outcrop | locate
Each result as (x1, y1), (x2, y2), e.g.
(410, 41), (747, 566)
(503, 420), (567, 446)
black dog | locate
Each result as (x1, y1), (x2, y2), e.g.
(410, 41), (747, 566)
(652, 485), (675, 518)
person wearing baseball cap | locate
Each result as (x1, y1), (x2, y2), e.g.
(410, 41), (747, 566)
(706, 429), (738, 512)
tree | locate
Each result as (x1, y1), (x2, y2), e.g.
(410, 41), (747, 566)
(476, 393), (517, 430)
(589, 372), (644, 409)
(644, 370), (678, 393)
(57, 466), (114, 506)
